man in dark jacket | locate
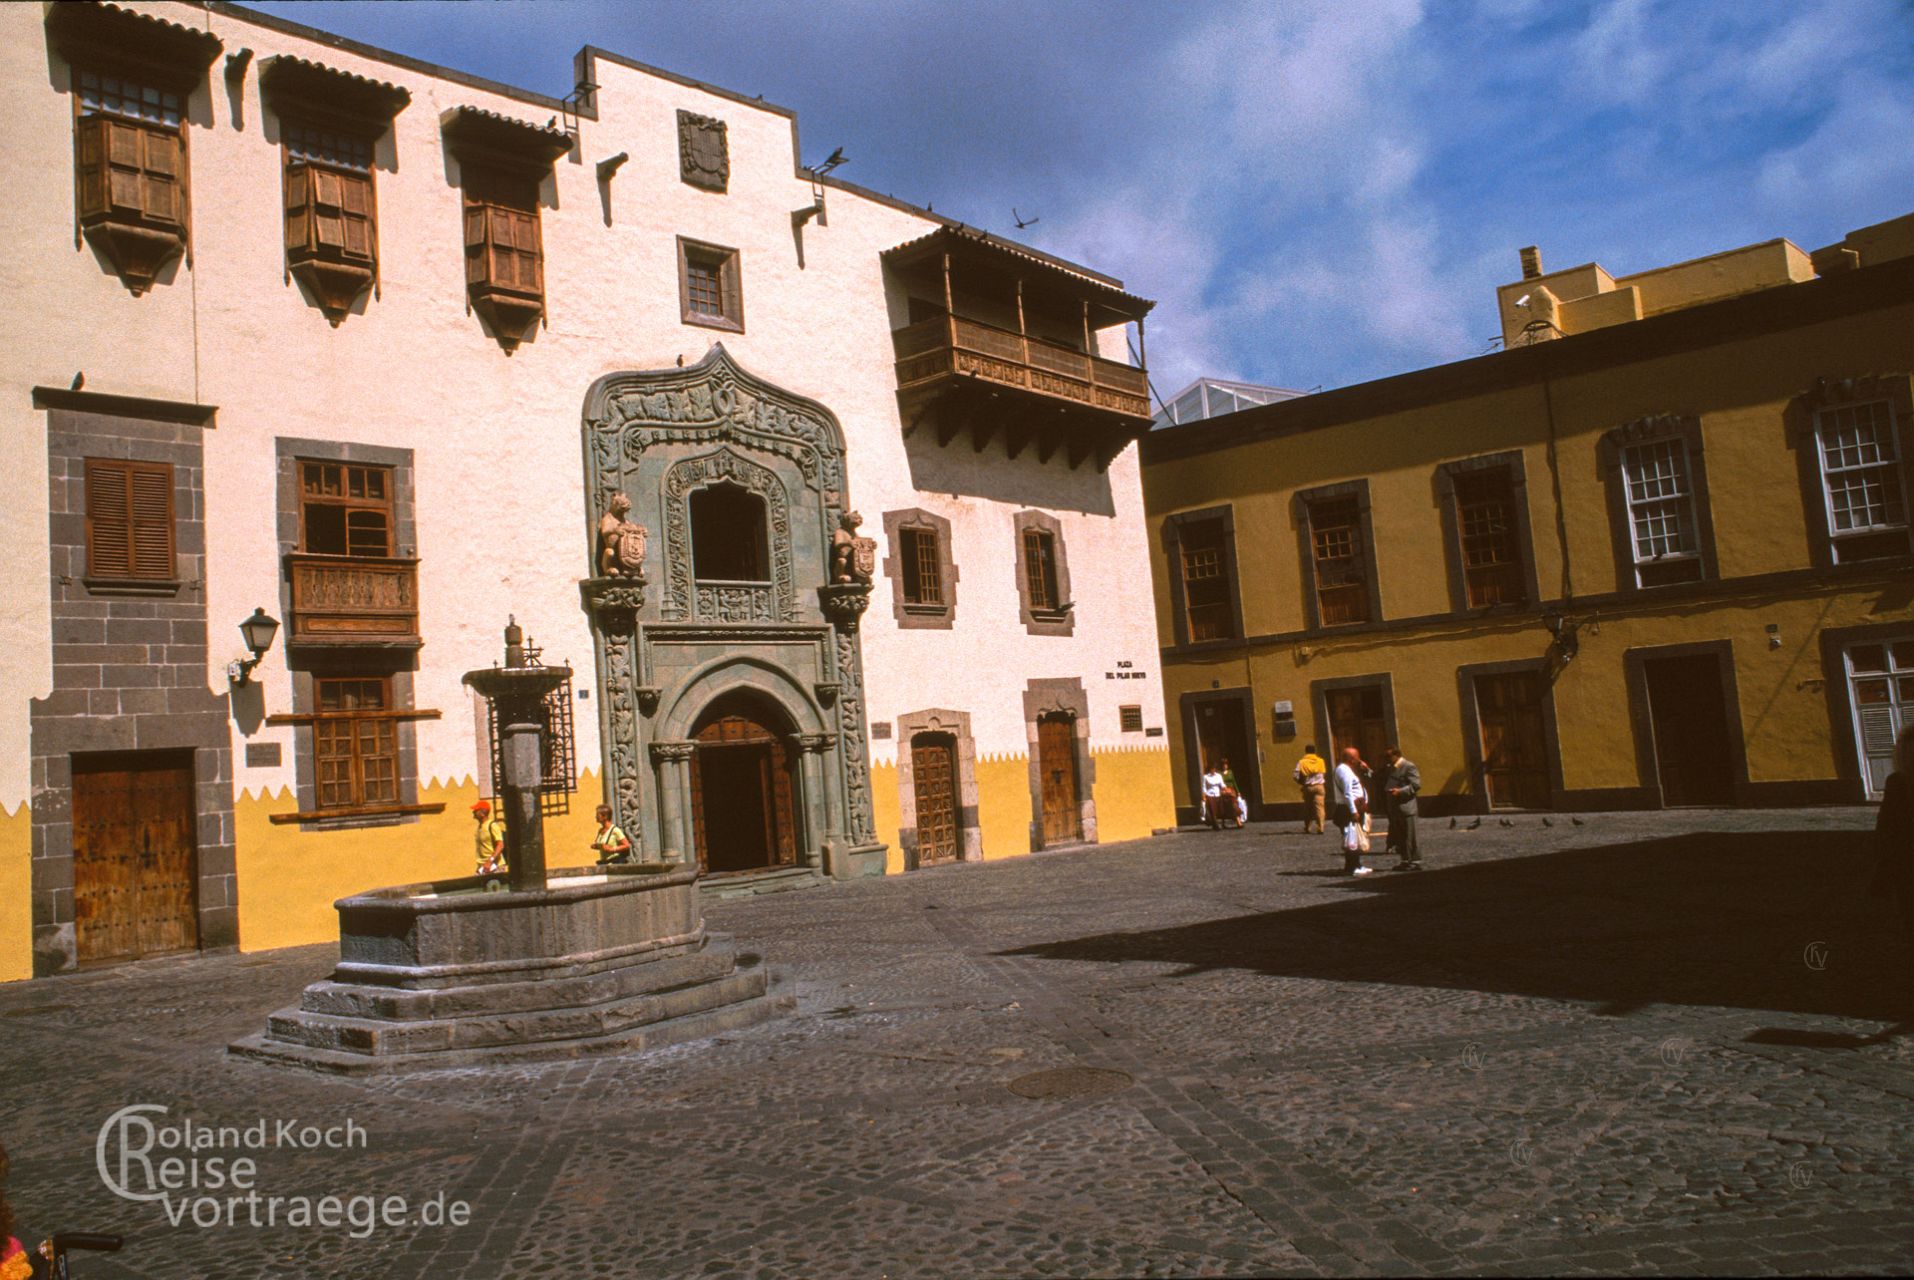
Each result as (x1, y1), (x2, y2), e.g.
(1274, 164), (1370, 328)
(1383, 745), (1422, 871)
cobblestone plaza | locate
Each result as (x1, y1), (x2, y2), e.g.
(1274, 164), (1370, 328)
(3, 808), (1910, 1278)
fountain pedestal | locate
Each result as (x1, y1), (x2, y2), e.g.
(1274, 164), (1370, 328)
(230, 619), (789, 1075)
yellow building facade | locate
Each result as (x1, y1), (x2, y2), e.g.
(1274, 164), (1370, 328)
(1142, 213), (1914, 824)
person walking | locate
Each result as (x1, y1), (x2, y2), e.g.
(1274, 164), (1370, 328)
(1383, 745), (1423, 871)
(1871, 724), (1914, 978)
(1293, 744), (1327, 833)
(472, 799), (507, 875)
(1332, 747), (1372, 875)
(1220, 759), (1246, 828)
(1200, 763), (1227, 829)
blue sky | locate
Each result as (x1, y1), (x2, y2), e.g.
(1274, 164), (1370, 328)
(249, 0), (1914, 397)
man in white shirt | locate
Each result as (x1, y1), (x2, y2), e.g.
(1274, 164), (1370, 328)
(1332, 747), (1372, 875)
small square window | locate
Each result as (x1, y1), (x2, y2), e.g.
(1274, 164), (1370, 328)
(679, 237), (742, 332)
(1119, 705), (1144, 733)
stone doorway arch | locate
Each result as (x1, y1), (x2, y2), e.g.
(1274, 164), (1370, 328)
(689, 691), (800, 875)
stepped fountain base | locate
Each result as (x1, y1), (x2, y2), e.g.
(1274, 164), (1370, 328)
(230, 862), (789, 1075)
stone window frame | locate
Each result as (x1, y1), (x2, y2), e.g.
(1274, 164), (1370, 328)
(1294, 479), (1382, 632)
(1012, 509), (1074, 636)
(274, 437), (430, 830)
(29, 389), (234, 976)
(1787, 374), (1914, 570)
(1160, 504), (1243, 648)
(1434, 451), (1541, 616)
(1022, 677), (1097, 851)
(678, 236), (744, 333)
(1597, 414), (1719, 594)
(893, 708), (983, 869)
(881, 508), (957, 630)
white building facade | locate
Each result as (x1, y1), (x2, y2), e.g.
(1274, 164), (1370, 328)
(0, 1), (1173, 979)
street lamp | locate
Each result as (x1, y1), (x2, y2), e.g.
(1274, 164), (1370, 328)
(227, 607), (280, 686)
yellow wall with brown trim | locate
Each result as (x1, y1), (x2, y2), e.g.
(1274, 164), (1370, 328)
(0, 800), (30, 982)
(976, 751), (1033, 861)
(874, 759), (904, 874)
(234, 769), (609, 954)
(1146, 284), (1914, 814)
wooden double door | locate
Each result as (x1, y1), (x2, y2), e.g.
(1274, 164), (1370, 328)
(1037, 712), (1082, 846)
(689, 695), (799, 875)
(1642, 654), (1736, 806)
(71, 752), (200, 965)
(1474, 671), (1550, 809)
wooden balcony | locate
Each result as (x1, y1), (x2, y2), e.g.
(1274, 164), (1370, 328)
(286, 553), (420, 647)
(892, 315), (1153, 469)
(881, 225), (1155, 471)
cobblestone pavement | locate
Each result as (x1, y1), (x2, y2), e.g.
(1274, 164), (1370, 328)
(3, 808), (1911, 1278)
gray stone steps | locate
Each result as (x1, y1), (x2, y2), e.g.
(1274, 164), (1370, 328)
(262, 961), (771, 1056)
(302, 936), (744, 1021)
(230, 985), (791, 1076)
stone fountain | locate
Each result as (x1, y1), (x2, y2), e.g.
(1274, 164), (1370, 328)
(231, 614), (788, 1075)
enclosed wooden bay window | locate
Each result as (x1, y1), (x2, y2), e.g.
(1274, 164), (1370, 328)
(261, 56), (410, 325)
(286, 460), (418, 646)
(441, 106), (571, 351)
(49, 2), (222, 295)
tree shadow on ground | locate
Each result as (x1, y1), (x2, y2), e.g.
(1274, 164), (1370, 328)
(1003, 831), (1907, 1022)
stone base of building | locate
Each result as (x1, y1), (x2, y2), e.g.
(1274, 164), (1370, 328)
(229, 862), (789, 1074)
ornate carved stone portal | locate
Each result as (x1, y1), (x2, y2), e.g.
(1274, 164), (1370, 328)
(580, 346), (886, 882)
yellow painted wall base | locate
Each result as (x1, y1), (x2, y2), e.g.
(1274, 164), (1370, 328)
(0, 799), (30, 982)
(1091, 744), (1176, 843)
(976, 751), (1033, 861)
(235, 769), (610, 954)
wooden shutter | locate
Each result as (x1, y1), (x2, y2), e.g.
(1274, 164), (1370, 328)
(77, 115), (109, 219)
(140, 128), (182, 224)
(463, 201), (488, 285)
(85, 459), (174, 580)
(719, 251), (741, 322)
(284, 160), (314, 252)
(339, 171), (373, 261)
(85, 460), (130, 577)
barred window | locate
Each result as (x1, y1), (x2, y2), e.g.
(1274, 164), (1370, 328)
(1119, 705), (1144, 733)
(899, 526), (943, 606)
(1816, 401), (1909, 563)
(1023, 529), (1060, 611)
(1308, 497), (1370, 625)
(1454, 469), (1526, 607)
(313, 677), (398, 810)
(678, 237), (742, 331)
(1179, 520), (1236, 642)
(1622, 439), (1702, 586)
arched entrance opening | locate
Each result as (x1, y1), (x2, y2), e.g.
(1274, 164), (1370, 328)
(689, 690), (799, 875)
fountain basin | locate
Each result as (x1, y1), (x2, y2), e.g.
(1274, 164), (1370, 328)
(230, 861), (789, 1074)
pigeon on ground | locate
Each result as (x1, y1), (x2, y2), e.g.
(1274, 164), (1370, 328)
(1499, 818), (1514, 827)
(1449, 817), (1458, 829)
(1542, 816), (1553, 827)
(1571, 816), (1585, 826)
(1466, 818), (1482, 830)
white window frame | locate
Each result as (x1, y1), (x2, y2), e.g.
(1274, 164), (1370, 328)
(1621, 437), (1699, 584)
(1844, 638), (1914, 800)
(1814, 399), (1909, 558)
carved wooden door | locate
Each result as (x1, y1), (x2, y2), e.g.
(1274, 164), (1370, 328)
(690, 700), (797, 874)
(72, 753), (198, 964)
(1037, 713), (1082, 845)
(1474, 672), (1550, 809)
(911, 732), (959, 864)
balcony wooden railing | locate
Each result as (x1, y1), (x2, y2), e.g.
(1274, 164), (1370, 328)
(286, 553), (420, 645)
(892, 314), (1151, 421)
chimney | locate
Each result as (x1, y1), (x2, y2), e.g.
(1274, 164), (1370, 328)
(1519, 246), (1543, 280)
